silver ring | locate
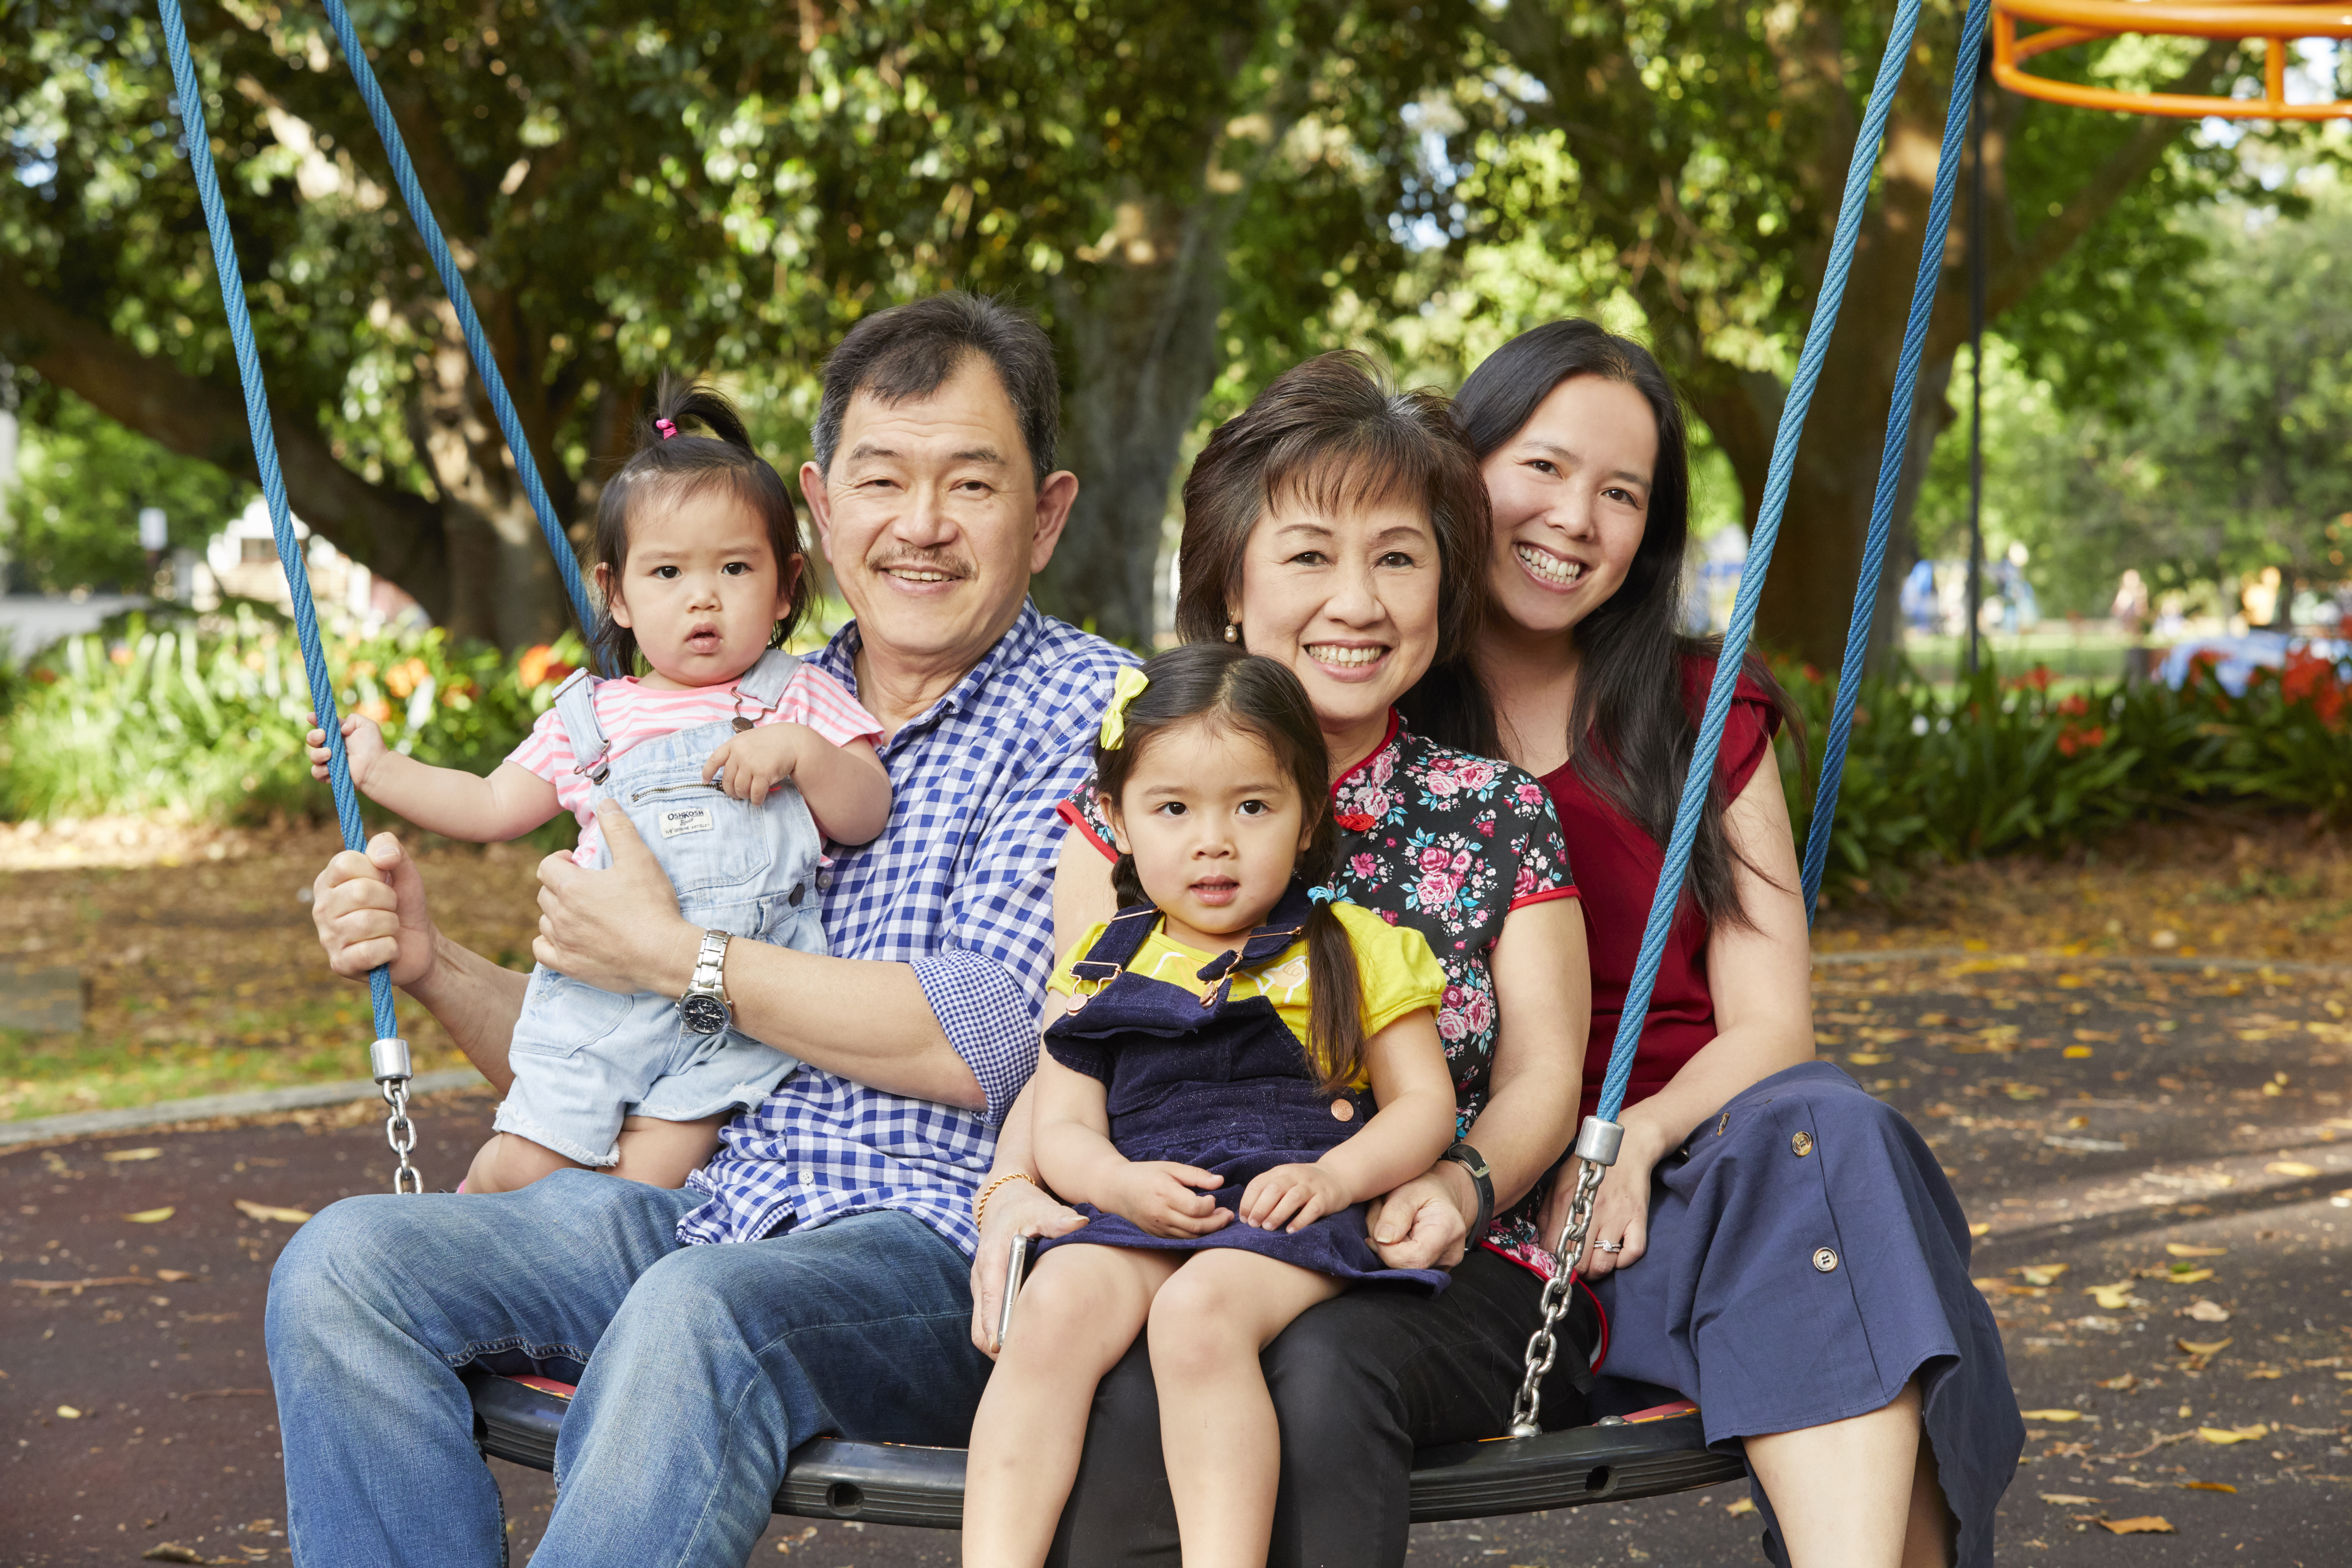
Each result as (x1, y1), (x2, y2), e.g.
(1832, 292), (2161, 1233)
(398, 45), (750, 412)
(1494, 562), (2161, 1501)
(1595, 1240), (1624, 1254)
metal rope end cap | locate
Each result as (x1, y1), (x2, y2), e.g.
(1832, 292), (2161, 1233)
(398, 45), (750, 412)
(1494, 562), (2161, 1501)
(1573, 1115), (1624, 1167)
(370, 1037), (413, 1083)
(1507, 1419), (1542, 1440)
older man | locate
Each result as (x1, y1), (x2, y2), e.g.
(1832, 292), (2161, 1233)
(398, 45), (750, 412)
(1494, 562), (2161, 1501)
(265, 292), (1133, 1568)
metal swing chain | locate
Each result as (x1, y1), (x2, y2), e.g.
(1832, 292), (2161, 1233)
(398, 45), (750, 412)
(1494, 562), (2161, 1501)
(1509, 1116), (1622, 1439)
(372, 1037), (425, 1195)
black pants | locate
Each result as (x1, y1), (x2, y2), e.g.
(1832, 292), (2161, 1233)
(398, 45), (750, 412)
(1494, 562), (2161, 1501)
(1044, 1247), (1599, 1568)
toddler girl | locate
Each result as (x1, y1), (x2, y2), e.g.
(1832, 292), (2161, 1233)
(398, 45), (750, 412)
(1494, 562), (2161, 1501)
(961, 643), (1458, 1568)
(304, 382), (890, 1193)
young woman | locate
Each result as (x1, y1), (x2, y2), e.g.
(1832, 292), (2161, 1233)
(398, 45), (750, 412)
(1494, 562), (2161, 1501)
(1426, 319), (2022, 1568)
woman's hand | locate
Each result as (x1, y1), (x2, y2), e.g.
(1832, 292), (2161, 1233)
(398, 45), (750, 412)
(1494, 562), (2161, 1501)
(306, 711), (386, 787)
(1238, 1162), (1349, 1233)
(1538, 1134), (1659, 1282)
(968, 1179), (1089, 1358)
(1364, 1163), (1475, 1270)
(534, 802), (696, 995)
(1113, 1162), (1230, 1240)
(312, 833), (440, 990)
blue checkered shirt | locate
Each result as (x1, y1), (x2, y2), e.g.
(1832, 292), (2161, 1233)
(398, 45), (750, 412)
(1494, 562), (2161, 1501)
(675, 602), (1136, 1256)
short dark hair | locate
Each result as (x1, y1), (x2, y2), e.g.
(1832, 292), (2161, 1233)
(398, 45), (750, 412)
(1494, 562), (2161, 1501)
(811, 292), (1060, 484)
(590, 377), (809, 674)
(1175, 351), (1489, 667)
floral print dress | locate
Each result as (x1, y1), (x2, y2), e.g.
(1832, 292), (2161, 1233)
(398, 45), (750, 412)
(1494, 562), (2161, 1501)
(1059, 711), (1578, 1277)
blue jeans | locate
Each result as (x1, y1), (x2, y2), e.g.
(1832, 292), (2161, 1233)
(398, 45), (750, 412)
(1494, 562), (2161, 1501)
(265, 1171), (990, 1568)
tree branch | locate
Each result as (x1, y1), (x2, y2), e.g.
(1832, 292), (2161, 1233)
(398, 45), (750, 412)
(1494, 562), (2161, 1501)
(0, 267), (450, 622)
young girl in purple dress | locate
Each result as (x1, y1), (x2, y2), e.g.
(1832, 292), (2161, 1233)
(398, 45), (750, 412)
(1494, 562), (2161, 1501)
(961, 643), (1459, 1568)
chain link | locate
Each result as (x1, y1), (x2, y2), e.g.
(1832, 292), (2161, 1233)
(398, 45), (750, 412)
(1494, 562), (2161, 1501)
(1508, 1156), (1605, 1437)
(382, 1079), (423, 1195)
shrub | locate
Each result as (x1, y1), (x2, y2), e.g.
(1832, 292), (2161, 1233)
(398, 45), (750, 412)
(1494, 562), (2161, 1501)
(1778, 651), (2352, 905)
(0, 604), (586, 832)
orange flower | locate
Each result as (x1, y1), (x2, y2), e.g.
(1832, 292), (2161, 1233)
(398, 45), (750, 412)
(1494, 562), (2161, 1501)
(350, 660), (378, 681)
(517, 644), (575, 690)
(2055, 693), (2091, 718)
(359, 698), (394, 725)
(383, 656), (431, 700)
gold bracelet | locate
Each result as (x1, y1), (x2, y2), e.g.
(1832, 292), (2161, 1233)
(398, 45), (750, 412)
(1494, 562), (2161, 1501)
(973, 1170), (1034, 1231)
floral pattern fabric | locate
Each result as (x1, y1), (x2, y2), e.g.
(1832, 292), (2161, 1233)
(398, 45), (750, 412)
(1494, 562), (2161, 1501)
(1061, 712), (1577, 1276)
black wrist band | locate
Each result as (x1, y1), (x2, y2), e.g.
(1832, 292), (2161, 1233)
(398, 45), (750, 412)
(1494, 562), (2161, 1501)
(1439, 1140), (1495, 1244)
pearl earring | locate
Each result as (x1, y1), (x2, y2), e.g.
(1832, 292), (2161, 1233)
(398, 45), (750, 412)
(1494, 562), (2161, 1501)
(1223, 622), (1240, 644)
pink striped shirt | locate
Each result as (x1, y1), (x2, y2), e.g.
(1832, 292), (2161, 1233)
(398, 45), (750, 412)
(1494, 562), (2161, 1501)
(508, 662), (884, 863)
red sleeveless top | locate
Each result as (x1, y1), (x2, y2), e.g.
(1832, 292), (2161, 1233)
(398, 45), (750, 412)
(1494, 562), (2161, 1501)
(1538, 668), (1782, 1121)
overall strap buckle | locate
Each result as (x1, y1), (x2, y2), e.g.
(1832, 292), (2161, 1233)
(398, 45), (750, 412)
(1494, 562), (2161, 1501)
(550, 668), (612, 784)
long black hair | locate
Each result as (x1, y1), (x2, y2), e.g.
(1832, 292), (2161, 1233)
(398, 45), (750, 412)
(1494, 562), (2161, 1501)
(1094, 643), (1370, 1092)
(589, 376), (810, 674)
(1410, 320), (1795, 930)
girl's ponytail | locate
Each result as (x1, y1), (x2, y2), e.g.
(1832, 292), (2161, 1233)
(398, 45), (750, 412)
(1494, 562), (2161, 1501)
(1299, 822), (1369, 1096)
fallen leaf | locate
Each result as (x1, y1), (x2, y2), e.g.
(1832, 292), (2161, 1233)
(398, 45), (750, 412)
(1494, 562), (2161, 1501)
(1846, 1052), (1890, 1066)
(2196, 1423), (2266, 1443)
(2099, 1517), (2175, 1535)
(2180, 1481), (2237, 1493)
(2097, 1372), (2139, 1391)
(2063, 1045), (2094, 1059)
(233, 1199), (313, 1225)
(142, 1547), (219, 1565)
(2166, 1269), (2216, 1285)
(2267, 1161), (2321, 1178)
(2177, 1338), (2233, 1357)
(1970, 1222), (1992, 1238)
(2039, 1493), (2100, 1505)
(55, 1404), (81, 1419)
(2165, 1244), (2227, 1258)
(102, 1147), (163, 1163)
(2019, 1409), (2084, 1422)
(2182, 1299), (2232, 1323)
(123, 1206), (175, 1224)
(2086, 1283), (2139, 1310)
(155, 1269), (194, 1283)
(1724, 1498), (1756, 1516)
(2019, 1263), (2071, 1286)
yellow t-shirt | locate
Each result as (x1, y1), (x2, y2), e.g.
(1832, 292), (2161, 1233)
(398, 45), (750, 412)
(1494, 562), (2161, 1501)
(1048, 902), (1447, 1079)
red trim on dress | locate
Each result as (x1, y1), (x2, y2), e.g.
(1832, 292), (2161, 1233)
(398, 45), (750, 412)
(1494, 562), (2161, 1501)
(1506, 886), (1582, 912)
(1479, 1241), (1611, 1373)
(1056, 797), (1119, 862)
(1328, 709), (1405, 800)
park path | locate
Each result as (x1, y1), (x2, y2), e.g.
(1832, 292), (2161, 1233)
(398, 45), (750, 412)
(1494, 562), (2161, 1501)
(5, 952), (2347, 1567)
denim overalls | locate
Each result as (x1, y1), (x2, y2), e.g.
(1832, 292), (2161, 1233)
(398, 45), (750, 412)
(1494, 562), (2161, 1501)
(1035, 883), (1447, 1292)
(493, 650), (824, 1167)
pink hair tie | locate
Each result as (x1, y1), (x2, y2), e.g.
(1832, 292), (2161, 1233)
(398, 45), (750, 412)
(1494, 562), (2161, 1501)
(654, 418), (679, 440)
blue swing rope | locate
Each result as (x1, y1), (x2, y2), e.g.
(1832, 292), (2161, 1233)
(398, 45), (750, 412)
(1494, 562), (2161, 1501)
(156, 0), (397, 1046)
(1595, 0), (1983, 1126)
(1798, 0), (1993, 925)
(316, 0), (605, 664)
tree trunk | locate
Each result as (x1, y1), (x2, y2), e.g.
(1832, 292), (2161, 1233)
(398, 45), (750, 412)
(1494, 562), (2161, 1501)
(1039, 193), (1240, 647)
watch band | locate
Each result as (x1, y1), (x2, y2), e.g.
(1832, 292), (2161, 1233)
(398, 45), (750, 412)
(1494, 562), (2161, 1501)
(679, 929), (733, 1035)
(1439, 1140), (1495, 1245)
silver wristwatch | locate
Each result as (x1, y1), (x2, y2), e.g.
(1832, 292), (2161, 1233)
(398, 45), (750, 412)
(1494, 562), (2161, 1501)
(679, 930), (733, 1035)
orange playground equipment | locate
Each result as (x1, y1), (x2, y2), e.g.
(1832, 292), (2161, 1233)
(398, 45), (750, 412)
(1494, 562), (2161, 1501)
(1993, 0), (2352, 119)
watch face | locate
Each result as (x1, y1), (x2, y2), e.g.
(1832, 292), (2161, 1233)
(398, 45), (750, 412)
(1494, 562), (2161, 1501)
(680, 993), (730, 1035)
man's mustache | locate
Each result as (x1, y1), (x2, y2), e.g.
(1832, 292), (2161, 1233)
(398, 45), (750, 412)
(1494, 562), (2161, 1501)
(864, 550), (973, 580)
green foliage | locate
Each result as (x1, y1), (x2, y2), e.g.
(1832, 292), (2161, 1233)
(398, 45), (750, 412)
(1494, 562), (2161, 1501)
(0, 604), (583, 831)
(1916, 172), (2352, 616)
(1783, 653), (2352, 906)
(5, 384), (253, 593)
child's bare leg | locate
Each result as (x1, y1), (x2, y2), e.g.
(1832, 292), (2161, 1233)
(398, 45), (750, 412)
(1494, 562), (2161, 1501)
(609, 1113), (727, 1188)
(1147, 1251), (1346, 1568)
(463, 1132), (583, 1194)
(962, 1245), (1181, 1568)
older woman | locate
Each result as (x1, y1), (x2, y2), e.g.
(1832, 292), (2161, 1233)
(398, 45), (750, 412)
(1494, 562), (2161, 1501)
(969, 352), (1597, 1566)
(1429, 320), (2022, 1568)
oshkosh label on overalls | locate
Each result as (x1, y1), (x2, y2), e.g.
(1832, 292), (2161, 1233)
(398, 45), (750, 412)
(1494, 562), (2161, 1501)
(658, 805), (715, 839)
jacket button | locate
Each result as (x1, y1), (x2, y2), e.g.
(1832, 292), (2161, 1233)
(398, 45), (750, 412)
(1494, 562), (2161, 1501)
(1812, 1246), (1839, 1274)
(1791, 1130), (1814, 1157)
(1330, 1100), (1354, 1122)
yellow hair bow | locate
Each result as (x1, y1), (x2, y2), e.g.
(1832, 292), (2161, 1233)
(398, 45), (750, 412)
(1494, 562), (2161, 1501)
(1099, 667), (1150, 750)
